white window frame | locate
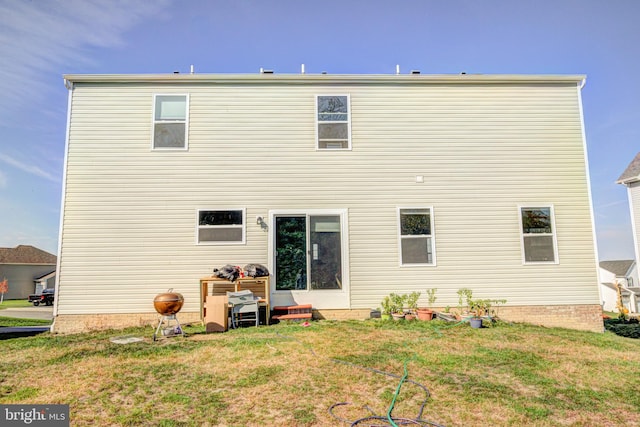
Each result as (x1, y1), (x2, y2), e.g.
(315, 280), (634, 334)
(519, 205), (559, 265)
(196, 208), (246, 245)
(152, 94), (189, 151)
(398, 207), (436, 266)
(315, 94), (351, 150)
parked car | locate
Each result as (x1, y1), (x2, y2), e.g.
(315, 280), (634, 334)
(28, 288), (54, 306)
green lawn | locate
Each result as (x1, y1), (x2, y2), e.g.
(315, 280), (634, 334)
(0, 299), (31, 309)
(0, 316), (52, 327)
(1, 319), (639, 426)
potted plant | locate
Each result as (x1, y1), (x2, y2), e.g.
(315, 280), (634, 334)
(468, 298), (488, 328)
(390, 293), (407, 321)
(405, 291), (420, 320)
(456, 288), (473, 320)
(461, 288), (506, 328)
(417, 288), (437, 321)
(380, 295), (393, 320)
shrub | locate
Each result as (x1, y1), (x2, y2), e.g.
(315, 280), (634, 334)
(604, 318), (640, 339)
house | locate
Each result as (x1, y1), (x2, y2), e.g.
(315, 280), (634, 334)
(0, 245), (57, 299)
(598, 260), (639, 313)
(617, 152), (640, 282)
(54, 71), (602, 333)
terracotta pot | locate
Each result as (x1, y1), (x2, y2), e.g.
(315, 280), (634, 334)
(153, 291), (184, 315)
(405, 313), (416, 321)
(416, 308), (433, 321)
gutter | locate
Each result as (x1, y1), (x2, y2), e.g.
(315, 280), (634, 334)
(62, 73), (587, 86)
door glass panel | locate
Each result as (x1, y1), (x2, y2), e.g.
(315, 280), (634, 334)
(275, 216), (307, 290)
(310, 215), (342, 290)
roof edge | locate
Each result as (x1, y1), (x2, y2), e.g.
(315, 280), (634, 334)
(616, 176), (640, 185)
(616, 152), (640, 185)
(63, 73), (587, 85)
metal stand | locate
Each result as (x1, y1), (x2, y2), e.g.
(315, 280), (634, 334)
(153, 314), (185, 341)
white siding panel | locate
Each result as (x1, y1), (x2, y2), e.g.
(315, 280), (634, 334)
(630, 182), (640, 268)
(58, 80), (599, 315)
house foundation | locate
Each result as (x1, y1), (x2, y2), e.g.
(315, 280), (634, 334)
(51, 304), (604, 334)
(317, 304), (604, 332)
(51, 312), (202, 334)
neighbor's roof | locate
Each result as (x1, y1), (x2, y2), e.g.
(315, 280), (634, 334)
(34, 270), (56, 281)
(63, 72), (586, 86)
(617, 152), (640, 185)
(599, 260), (635, 277)
(0, 245), (57, 265)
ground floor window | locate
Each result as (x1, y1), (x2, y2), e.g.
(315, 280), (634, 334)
(197, 209), (245, 244)
(398, 207), (435, 265)
(520, 206), (558, 263)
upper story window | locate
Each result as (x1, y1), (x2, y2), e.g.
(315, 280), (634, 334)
(399, 208), (435, 266)
(197, 209), (245, 245)
(520, 206), (558, 264)
(153, 94), (189, 150)
(316, 95), (351, 150)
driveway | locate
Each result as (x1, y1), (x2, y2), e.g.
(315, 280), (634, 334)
(0, 306), (53, 321)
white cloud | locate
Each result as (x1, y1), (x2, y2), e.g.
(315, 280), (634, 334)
(0, 0), (171, 116)
(0, 153), (58, 182)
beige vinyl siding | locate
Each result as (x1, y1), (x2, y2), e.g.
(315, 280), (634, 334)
(58, 78), (598, 315)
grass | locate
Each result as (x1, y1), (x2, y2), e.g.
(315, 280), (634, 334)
(0, 299), (32, 309)
(0, 316), (52, 327)
(1, 319), (639, 426)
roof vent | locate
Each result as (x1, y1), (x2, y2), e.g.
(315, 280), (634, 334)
(173, 71), (180, 74)
(260, 68), (274, 74)
(410, 70), (421, 75)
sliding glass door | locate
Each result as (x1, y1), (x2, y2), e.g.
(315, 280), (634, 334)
(271, 210), (348, 308)
(275, 214), (343, 290)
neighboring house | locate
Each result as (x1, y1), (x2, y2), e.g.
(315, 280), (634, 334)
(54, 72), (602, 333)
(34, 271), (57, 295)
(617, 152), (640, 281)
(598, 260), (639, 313)
(0, 245), (57, 299)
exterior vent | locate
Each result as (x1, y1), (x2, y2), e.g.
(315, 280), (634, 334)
(410, 70), (421, 75)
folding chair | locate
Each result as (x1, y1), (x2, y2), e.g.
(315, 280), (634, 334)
(227, 290), (259, 328)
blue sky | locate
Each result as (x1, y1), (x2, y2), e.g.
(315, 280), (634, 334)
(0, 0), (638, 260)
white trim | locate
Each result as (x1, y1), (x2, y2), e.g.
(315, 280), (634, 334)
(397, 206), (436, 267)
(627, 185), (640, 269)
(53, 81), (75, 317)
(576, 81), (602, 301)
(151, 94), (189, 151)
(268, 208), (350, 309)
(195, 208), (246, 245)
(518, 204), (559, 265)
(315, 94), (352, 151)
(65, 73), (587, 85)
